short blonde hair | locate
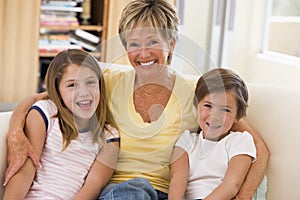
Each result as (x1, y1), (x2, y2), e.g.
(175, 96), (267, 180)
(118, 0), (180, 64)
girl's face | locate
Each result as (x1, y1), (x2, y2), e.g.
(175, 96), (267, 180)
(197, 90), (238, 140)
(59, 64), (100, 127)
(126, 24), (175, 78)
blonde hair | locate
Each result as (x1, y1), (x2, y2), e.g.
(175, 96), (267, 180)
(118, 0), (179, 64)
(45, 49), (107, 150)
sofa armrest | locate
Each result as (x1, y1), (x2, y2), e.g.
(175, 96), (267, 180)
(247, 84), (300, 199)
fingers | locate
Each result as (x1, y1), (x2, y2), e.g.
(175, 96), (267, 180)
(4, 138), (41, 186)
(4, 143), (27, 186)
(3, 149), (42, 186)
(3, 159), (25, 186)
(28, 145), (42, 168)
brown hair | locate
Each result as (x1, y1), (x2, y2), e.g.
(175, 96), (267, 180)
(45, 49), (107, 150)
(194, 68), (249, 119)
(118, 0), (179, 65)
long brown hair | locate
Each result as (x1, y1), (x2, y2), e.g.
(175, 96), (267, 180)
(45, 49), (107, 150)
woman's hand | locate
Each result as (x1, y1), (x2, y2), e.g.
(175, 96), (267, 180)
(3, 92), (47, 186)
(4, 127), (41, 186)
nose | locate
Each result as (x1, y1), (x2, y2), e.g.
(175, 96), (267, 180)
(76, 84), (89, 97)
(138, 46), (150, 58)
(210, 110), (224, 123)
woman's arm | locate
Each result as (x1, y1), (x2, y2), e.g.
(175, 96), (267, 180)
(4, 92), (47, 186)
(73, 141), (120, 200)
(204, 155), (253, 200)
(3, 109), (46, 199)
(168, 146), (189, 200)
(231, 118), (270, 199)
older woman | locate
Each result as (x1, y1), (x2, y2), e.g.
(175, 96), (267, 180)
(5, 0), (269, 199)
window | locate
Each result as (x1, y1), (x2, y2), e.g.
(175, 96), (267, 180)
(263, 0), (300, 59)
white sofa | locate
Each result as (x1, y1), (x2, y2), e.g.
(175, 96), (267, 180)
(0, 111), (12, 197)
(1, 82), (300, 199)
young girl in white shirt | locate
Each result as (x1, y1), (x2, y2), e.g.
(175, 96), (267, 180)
(169, 68), (256, 200)
(3, 49), (120, 199)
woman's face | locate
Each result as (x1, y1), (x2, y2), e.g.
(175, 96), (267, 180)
(59, 64), (100, 127)
(197, 90), (238, 140)
(126, 24), (175, 78)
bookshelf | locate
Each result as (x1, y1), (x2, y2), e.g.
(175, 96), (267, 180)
(38, 0), (109, 92)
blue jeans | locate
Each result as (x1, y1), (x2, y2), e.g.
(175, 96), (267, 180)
(99, 177), (167, 200)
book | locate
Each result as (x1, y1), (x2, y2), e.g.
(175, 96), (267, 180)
(42, 1), (78, 7)
(39, 44), (81, 53)
(41, 5), (83, 12)
(40, 13), (79, 27)
(70, 36), (97, 51)
(75, 29), (100, 44)
(40, 21), (79, 27)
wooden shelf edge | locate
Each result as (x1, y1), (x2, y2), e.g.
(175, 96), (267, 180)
(39, 51), (101, 59)
(40, 25), (103, 32)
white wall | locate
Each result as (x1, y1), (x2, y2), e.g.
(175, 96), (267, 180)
(231, 0), (300, 90)
(173, 0), (213, 75)
(106, 0), (300, 90)
(182, 0), (300, 90)
(179, 0), (211, 50)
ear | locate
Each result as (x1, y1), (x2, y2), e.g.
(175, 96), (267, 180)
(169, 38), (176, 52)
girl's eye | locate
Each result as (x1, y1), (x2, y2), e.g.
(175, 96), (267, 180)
(203, 104), (212, 108)
(67, 83), (75, 88)
(87, 80), (97, 85)
(222, 108), (231, 112)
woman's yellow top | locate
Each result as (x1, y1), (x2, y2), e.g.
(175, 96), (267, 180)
(103, 67), (197, 193)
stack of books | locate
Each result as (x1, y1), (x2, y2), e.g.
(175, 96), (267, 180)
(39, 0), (84, 53)
(39, 32), (81, 53)
(40, 0), (83, 27)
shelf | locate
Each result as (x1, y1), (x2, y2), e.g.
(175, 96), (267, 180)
(39, 51), (101, 59)
(39, 52), (59, 57)
(40, 25), (103, 32)
(37, 0), (109, 92)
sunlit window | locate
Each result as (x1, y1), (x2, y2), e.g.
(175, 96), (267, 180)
(263, 0), (300, 59)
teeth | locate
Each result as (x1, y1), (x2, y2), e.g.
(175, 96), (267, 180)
(207, 123), (221, 128)
(140, 60), (155, 66)
(77, 101), (90, 105)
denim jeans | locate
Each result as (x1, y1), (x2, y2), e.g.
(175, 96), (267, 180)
(98, 177), (167, 200)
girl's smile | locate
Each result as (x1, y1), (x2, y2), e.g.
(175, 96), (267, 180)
(198, 90), (238, 140)
(59, 64), (100, 129)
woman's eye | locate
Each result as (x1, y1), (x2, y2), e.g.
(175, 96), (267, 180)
(128, 42), (139, 49)
(149, 40), (159, 46)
